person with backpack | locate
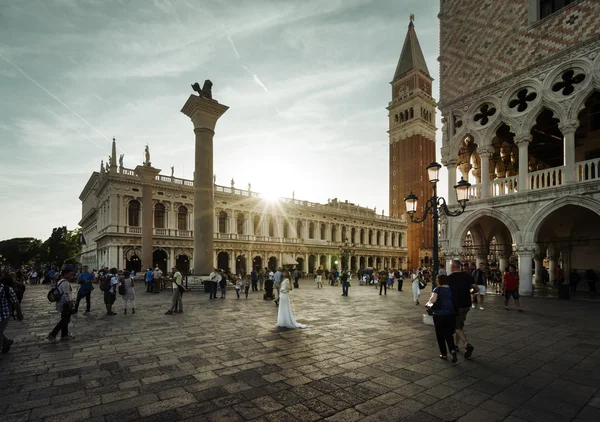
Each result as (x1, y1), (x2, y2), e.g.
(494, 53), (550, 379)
(1, 275), (24, 354)
(101, 268), (118, 316)
(120, 271), (136, 314)
(46, 268), (75, 342)
(74, 265), (95, 315)
(251, 269), (258, 292)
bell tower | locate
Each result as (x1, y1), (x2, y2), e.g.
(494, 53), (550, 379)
(388, 15), (436, 270)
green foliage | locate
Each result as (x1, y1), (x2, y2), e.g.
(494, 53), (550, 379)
(0, 237), (42, 267)
(0, 226), (82, 267)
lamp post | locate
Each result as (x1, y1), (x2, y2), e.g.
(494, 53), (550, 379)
(404, 161), (471, 279)
(339, 238), (356, 271)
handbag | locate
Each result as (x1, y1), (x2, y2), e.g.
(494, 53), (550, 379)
(418, 280), (426, 290)
(175, 281), (186, 294)
(118, 283), (126, 296)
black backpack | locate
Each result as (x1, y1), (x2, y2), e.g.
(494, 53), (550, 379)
(47, 280), (65, 303)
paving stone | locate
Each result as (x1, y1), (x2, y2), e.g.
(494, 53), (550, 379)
(324, 408), (364, 421)
(422, 397), (475, 421)
(4, 284), (600, 422)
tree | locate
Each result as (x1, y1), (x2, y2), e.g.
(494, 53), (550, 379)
(39, 226), (82, 266)
(0, 237), (42, 267)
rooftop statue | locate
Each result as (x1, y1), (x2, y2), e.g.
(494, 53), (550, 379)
(144, 144), (151, 166)
(191, 80), (213, 99)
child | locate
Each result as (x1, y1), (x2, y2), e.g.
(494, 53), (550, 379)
(235, 278), (241, 299)
(241, 275), (249, 299)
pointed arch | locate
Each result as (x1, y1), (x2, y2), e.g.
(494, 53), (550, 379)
(521, 99), (567, 135)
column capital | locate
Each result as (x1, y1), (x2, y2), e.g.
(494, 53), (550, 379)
(181, 95), (229, 130)
(514, 134), (532, 147)
(477, 145), (495, 158)
(134, 165), (161, 184)
(513, 243), (538, 256)
(442, 158), (458, 167)
(558, 119), (579, 135)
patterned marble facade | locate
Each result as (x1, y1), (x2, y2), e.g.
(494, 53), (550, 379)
(79, 158), (408, 274)
(438, 0), (600, 295)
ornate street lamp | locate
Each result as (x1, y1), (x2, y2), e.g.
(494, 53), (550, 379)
(339, 238), (356, 271)
(404, 161), (471, 279)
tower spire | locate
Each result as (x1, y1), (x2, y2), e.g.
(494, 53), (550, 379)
(393, 14), (430, 82)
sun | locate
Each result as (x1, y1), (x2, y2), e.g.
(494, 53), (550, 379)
(262, 189), (281, 202)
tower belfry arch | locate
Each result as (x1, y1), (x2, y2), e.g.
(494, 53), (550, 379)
(388, 15), (437, 269)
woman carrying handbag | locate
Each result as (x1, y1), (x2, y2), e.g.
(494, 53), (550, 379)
(426, 274), (458, 363)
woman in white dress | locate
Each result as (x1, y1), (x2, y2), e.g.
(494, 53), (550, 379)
(121, 271), (136, 314)
(277, 271), (307, 329)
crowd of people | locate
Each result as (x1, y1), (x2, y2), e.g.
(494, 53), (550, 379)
(0, 257), (593, 362)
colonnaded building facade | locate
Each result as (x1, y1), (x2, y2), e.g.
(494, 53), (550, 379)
(79, 142), (408, 274)
(438, 0), (600, 294)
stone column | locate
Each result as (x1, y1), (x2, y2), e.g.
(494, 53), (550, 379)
(135, 165), (161, 272)
(326, 254), (332, 271)
(181, 92), (228, 275)
(558, 120), (579, 183)
(516, 246), (535, 296)
(478, 147), (494, 199)
(548, 255), (557, 283)
(515, 135), (532, 191)
(446, 159), (457, 205)
(498, 251), (509, 274)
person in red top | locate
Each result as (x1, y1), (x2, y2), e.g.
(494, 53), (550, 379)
(503, 264), (523, 312)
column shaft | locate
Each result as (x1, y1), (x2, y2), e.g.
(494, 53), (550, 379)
(193, 128), (216, 275)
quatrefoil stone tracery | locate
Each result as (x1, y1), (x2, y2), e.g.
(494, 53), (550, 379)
(509, 88), (537, 112)
(552, 69), (586, 96)
(473, 103), (497, 126)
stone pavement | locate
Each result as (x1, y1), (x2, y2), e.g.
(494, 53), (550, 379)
(1, 280), (600, 422)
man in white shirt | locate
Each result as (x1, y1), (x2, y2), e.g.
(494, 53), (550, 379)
(47, 269), (75, 342)
(165, 267), (184, 315)
(153, 267), (163, 292)
(208, 268), (221, 300)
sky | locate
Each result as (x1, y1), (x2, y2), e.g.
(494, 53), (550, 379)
(0, 0), (444, 241)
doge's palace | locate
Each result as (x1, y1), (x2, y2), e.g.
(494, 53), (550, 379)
(438, 0), (600, 295)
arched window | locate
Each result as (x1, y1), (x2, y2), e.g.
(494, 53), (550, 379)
(391, 232), (396, 247)
(237, 213), (245, 235)
(177, 205), (187, 230)
(296, 220), (303, 239)
(268, 217), (275, 237)
(384, 232), (388, 246)
(410, 107), (414, 119)
(283, 221), (289, 238)
(128, 200), (140, 227)
(218, 211), (227, 233)
(394, 114), (398, 125)
(253, 215), (260, 235)
(360, 228), (365, 244)
(405, 110), (409, 121)
(368, 229), (373, 245)
(398, 233), (403, 247)
(376, 230), (381, 245)
(320, 223), (326, 240)
(309, 222), (315, 239)
(331, 224), (337, 241)
(154, 203), (166, 228)
(351, 227), (356, 243)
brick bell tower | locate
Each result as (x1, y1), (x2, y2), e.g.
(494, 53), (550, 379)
(388, 15), (436, 271)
